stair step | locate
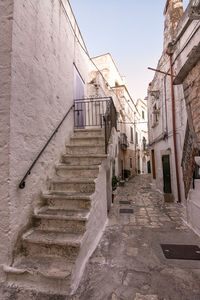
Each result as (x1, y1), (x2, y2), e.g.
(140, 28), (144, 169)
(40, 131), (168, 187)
(73, 129), (104, 138)
(70, 136), (105, 146)
(12, 256), (73, 279)
(56, 164), (99, 178)
(4, 257), (73, 294)
(33, 208), (89, 233)
(50, 177), (95, 193)
(66, 144), (105, 155)
(22, 230), (82, 259)
(36, 207), (89, 219)
(62, 154), (107, 166)
(43, 192), (91, 210)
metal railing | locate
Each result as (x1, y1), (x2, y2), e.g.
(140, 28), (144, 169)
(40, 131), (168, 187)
(74, 97), (117, 153)
(19, 97), (117, 189)
(120, 133), (129, 150)
(19, 104), (74, 189)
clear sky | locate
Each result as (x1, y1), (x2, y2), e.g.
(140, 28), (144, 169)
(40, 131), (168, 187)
(70, 0), (189, 101)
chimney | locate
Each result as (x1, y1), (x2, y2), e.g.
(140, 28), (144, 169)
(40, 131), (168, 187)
(163, 0), (183, 50)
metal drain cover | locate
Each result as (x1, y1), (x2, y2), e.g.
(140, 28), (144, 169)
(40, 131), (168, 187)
(120, 208), (134, 214)
(161, 244), (200, 260)
(119, 201), (131, 205)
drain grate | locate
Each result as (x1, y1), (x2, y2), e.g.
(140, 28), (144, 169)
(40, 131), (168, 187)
(119, 201), (131, 205)
(120, 208), (134, 214)
(161, 244), (200, 260)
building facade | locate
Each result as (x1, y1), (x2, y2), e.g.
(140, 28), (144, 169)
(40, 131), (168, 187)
(172, 0), (200, 235)
(0, 0), (117, 296)
(88, 53), (148, 180)
(135, 99), (149, 174)
(148, 0), (200, 236)
(148, 0), (187, 203)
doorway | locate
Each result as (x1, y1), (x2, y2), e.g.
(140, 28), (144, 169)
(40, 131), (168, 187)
(151, 150), (156, 179)
(162, 155), (172, 194)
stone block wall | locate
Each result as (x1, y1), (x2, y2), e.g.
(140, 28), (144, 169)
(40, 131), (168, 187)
(182, 123), (198, 199)
(164, 0), (183, 50)
(183, 60), (200, 150)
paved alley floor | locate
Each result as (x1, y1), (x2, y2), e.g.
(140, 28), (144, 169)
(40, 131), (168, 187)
(75, 175), (200, 300)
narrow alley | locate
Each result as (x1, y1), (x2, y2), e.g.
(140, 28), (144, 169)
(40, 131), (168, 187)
(73, 175), (200, 300)
(1, 1), (200, 299)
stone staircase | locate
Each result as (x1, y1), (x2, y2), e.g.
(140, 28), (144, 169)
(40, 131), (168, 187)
(186, 156), (200, 236)
(4, 128), (108, 295)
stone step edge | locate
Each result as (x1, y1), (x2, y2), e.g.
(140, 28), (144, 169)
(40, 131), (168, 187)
(70, 136), (104, 140)
(42, 192), (92, 200)
(22, 230), (83, 247)
(74, 128), (103, 132)
(50, 177), (96, 184)
(62, 154), (107, 159)
(66, 144), (105, 148)
(55, 164), (100, 170)
(34, 208), (90, 221)
(3, 264), (72, 280)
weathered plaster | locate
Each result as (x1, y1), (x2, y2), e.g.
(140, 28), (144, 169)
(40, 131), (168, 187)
(0, 0), (14, 280)
(0, 0), (89, 283)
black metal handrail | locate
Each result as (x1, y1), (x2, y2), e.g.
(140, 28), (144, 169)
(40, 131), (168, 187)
(19, 104), (74, 189)
(74, 97), (112, 129)
(73, 97), (117, 153)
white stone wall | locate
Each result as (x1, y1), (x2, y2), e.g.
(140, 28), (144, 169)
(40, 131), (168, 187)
(148, 53), (187, 202)
(0, 0), (89, 279)
(0, 0), (14, 279)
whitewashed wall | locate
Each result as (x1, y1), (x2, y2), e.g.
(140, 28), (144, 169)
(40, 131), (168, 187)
(148, 53), (187, 202)
(0, 0), (89, 280)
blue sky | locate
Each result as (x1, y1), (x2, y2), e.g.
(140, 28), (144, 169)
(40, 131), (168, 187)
(70, 0), (189, 100)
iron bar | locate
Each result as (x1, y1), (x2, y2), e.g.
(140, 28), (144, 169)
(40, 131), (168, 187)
(19, 104), (74, 189)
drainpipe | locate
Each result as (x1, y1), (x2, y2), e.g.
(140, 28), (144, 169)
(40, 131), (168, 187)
(134, 112), (137, 175)
(166, 51), (181, 203)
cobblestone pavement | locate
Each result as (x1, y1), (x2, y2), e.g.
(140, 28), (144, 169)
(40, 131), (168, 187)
(74, 175), (200, 300)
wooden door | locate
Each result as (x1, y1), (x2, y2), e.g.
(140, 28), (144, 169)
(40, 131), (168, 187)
(162, 155), (172, 194)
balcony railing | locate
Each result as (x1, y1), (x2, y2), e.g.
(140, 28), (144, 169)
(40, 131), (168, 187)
(120, 133), (129, 150)
(74, 97), (117, 153)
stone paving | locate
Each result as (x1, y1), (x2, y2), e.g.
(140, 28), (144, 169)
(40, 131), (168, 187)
(74, 175), (200, 300)
(2, 175), (200, 300)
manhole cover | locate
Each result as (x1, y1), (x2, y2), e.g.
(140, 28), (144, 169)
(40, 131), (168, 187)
(119, 201), (131, 205)
(120, 208), (134, 214)
(161, 244), (200, 260)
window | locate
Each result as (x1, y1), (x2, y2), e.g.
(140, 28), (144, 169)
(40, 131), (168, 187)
(130, 127), (133, 143)
(130, 158), (133, 168)
(142, 110), (145, 119)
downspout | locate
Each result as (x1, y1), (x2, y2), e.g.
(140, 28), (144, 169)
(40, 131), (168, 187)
(166, 51), (181, 203)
